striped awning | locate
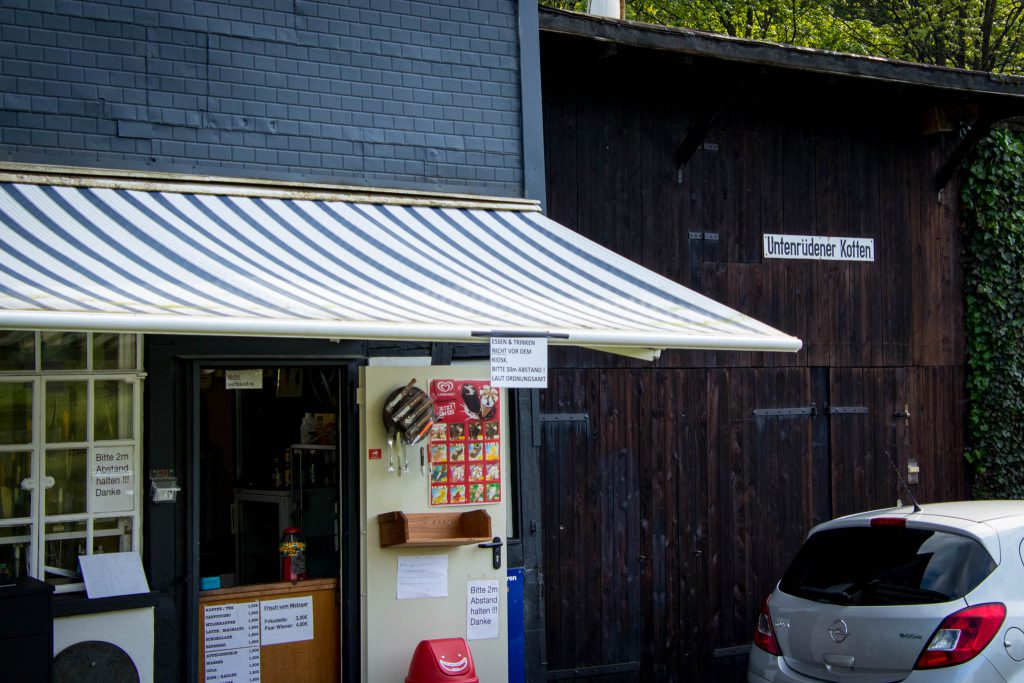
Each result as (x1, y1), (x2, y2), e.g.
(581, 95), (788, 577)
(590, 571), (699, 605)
(0, 179), (801, 358)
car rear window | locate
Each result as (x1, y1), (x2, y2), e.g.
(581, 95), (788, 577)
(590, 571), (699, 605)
(778, 526), (996, 606)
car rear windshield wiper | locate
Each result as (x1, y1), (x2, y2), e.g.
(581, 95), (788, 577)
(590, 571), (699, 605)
(793, 586), (857, 605)
(793, 580), (950, 606)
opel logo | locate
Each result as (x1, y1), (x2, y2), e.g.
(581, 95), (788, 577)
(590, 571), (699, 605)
(829, 619), (849, 643)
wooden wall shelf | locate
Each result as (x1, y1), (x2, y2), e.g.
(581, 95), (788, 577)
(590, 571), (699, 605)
(377, 510), (491, 548)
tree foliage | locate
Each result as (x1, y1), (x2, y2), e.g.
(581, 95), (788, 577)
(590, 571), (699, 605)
(542, 0), (1024, 73)
(961, 130), (1024, 498)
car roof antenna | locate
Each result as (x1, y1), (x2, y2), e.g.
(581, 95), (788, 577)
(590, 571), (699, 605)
(885, 449), (921, 512)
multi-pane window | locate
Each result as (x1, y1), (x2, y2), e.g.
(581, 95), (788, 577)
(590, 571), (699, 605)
(0, 331), (142, 592)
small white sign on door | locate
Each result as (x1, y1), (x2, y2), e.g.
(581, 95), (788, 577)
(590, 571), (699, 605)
(91, 445), (134, 513)
(466, 579), (500, 640)
(226, 369), (263, 390)
(489, 337), (547, 388)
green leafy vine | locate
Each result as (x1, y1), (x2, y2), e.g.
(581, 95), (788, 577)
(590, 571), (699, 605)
(962, 128), (1024, 498)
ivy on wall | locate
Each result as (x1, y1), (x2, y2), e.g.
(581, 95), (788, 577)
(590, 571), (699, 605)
(962, 129), (1024, 498)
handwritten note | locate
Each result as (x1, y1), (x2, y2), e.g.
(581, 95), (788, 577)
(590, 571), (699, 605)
(397, 554), (448, 599)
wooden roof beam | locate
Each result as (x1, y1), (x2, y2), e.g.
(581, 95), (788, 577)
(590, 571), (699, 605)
(675, 93), (731, 181)
(934, 106), (1006, 201)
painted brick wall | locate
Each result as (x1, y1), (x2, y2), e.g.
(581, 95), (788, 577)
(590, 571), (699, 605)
(0, 0), (524, 196)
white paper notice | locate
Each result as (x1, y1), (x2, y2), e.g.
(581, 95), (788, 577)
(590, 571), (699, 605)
(467, 579), (500, 640)
(78, 551), (150, 599)
(397, 554), (448, 599)
(226, 369), (263, 390)
(91, 445), (134, 513)
(489, 337), (548, 388)
(260, 596), (314, 646)
(204, 601), (260, 683)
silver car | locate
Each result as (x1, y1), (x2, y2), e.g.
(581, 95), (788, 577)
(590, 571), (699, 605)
(748, 501), (1024, 682)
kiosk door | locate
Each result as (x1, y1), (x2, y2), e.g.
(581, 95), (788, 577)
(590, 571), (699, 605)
(361, 365), (508, 683)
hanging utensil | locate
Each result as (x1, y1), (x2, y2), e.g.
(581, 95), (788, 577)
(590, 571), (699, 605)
(420, 446), (425, 478)
(382, 380), (436, 478)
(386, 428), (396, 474)
(394, 391), (429, 425)
(384, 378), (417, 413)
(401, 397), (434, 431)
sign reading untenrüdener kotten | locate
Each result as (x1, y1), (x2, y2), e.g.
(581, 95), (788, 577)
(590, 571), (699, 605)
(763, 234), (875, 262)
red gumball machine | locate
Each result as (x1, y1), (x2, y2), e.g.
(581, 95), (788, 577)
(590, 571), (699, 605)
(279, 527), (307, 582)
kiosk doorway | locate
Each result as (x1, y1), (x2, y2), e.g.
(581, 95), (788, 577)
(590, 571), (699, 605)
(194, 363), (349, 683)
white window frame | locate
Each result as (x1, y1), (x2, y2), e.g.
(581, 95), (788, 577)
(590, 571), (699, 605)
(0, 332), (144, 593)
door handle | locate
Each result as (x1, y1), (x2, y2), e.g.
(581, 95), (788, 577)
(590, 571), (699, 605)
(477, 536), (503, 570)
(823, 653), (855, 670)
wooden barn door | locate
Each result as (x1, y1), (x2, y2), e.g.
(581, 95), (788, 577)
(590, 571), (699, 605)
(829, 367), (967, 517)
(702, 368), (821, 681)
(538, 369), (708, 681)
(536, 365), (960, 682)
(828, 368), (909, 517)
(540, 410), (644, 682)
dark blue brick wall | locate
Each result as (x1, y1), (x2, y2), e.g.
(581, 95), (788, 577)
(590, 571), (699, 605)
(0, 0), (524, 196)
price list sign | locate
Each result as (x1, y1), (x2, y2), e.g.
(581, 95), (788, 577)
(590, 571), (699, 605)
(204, 601), (260, 682)
(260, 596), (314, 646)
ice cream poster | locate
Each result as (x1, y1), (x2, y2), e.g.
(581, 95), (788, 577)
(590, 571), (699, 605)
(428, 380), (501, 506)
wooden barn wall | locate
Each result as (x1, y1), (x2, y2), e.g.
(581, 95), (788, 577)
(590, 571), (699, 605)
(538, 35), (969, 682)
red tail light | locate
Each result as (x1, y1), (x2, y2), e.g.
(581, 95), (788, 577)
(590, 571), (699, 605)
(753, 595), (782, 656)
(914, 603), (1006, 669)
(870, 517), (907, 527)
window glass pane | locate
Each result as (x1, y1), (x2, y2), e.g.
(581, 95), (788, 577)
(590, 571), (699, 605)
(0, 525), (31, 580)
(45, 381), (87, 443)
(0, 382), (32, 445)
(779, 527), (996, 606)
(93, 334), (137, 371)
(93, 517), (133, 554)
(0, 332), (35, 371)
(94, 381), (134, 441)
(41, 332), (87, 371)
(44, 449), (87, 516)
(0, 452), (31, 519)
(43, 520), (85, 585)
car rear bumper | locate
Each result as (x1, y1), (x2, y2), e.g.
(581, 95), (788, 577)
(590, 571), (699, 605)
(747, 645), (1008, 682)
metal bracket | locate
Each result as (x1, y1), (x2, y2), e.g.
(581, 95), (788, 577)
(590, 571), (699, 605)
(753, 403), (817, 417)
(828, 406), (868, 415)
(539, 413), (589, 423)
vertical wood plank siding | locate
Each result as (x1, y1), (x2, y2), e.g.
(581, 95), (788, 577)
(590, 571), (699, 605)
(539, 34), (969, 682)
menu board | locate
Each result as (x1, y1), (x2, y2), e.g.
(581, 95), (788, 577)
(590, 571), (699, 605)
(428, 380), (501, 506)
(204, 601), (260, 682)
(203, 594), (316, 681)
